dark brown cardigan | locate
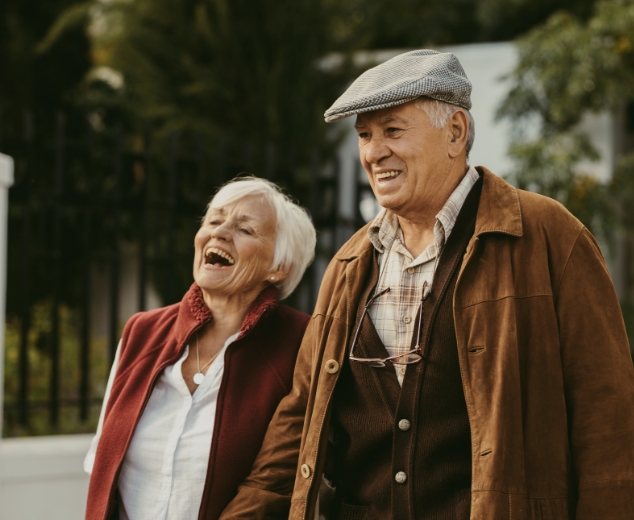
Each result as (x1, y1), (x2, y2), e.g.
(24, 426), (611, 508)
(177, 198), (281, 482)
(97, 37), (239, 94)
(331, 177), (482, 520)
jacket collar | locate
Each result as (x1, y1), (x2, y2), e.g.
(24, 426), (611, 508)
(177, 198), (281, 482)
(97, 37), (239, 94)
(174, 282), (279, 345)
(473, 166), (523, 238)
(335, 167), (523, 263)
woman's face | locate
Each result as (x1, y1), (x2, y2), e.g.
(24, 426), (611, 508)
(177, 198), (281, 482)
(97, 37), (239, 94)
(193, 195), (279, 299)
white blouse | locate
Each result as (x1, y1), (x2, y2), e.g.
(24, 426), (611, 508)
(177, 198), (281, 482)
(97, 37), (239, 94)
(84, 332), (239, 520)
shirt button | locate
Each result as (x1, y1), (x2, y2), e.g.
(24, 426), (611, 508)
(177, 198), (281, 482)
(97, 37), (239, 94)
(398, 419), (411, 431)
(300, 464), (312, 479)
(407, 267), (415, 274)
(403, 316), (411, 324)
(324, 359), (339, 374)
(395, 471), (407, 484)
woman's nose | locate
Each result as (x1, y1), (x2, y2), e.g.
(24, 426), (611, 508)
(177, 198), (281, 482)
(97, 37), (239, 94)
(211, 222), (232, 241)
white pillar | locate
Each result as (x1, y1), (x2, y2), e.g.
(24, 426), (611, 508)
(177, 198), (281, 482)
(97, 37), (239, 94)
(0, 153), (14, 437)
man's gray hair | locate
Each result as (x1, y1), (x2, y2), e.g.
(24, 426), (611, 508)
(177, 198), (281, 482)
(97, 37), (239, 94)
(414, 97), (475, 156)
(205, 177), (316, 299)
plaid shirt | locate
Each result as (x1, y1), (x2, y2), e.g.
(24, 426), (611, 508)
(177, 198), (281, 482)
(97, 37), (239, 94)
(367, 166), (480, 384)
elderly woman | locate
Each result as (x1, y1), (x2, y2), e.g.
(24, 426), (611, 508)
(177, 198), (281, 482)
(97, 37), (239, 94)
(83, 177), (316, 520)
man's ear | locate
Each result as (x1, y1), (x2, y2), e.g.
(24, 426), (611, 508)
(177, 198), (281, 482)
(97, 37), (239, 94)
(447, 109), (469, 159)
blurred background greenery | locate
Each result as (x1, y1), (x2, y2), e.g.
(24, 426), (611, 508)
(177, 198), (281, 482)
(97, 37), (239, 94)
(2, 0), (633, 437)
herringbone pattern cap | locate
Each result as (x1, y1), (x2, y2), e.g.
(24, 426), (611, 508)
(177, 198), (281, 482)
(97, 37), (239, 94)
(324, 49), (472, 123)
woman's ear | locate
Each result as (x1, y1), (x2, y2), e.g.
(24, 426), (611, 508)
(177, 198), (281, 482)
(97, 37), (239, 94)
(267, 266), (291, 284)
(447, 109), (469, 159)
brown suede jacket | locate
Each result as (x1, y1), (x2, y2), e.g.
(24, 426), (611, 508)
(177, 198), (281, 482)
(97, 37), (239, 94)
(220, 168), (634, 520)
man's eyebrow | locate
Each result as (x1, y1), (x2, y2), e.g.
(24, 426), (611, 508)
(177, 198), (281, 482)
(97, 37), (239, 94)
(378, 115), (406, 125)
(355, 115), (407, 128)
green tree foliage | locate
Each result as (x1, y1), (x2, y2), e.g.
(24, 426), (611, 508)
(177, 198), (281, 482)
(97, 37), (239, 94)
(0, 0), (91, 131)
(498, 0), (634, 346)
(329, 0), (597, 51)
(67, 0), (352, 160)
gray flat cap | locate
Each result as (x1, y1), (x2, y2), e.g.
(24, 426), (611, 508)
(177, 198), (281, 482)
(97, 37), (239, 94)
(324, 49), (472, 123)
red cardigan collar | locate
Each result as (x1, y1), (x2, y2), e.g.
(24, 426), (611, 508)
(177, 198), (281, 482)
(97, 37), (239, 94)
(175, 283), (279, 345)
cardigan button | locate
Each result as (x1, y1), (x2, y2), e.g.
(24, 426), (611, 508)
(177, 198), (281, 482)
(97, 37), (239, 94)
(300, 463), (312, 479)
(324, 359), (339, 374)
(395, 471), (407, 484)
(398, 419), (411, 431)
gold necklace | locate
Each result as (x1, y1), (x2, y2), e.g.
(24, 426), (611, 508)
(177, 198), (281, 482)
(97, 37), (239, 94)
(193, 333), (221, 385)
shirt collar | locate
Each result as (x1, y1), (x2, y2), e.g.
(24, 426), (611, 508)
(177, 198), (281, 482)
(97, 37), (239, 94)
(367, 165), (480, 253)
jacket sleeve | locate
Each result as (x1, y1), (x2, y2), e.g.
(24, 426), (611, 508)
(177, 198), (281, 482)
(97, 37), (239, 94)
(219, 316), (317, 519)
(555, 227), (634, 519)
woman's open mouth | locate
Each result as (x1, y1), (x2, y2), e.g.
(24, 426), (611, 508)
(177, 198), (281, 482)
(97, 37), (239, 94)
(205, 247), (235, 267)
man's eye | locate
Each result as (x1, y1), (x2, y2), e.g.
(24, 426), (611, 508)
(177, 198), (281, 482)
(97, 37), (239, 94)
(358, 132), (370, 139)
(386, 127), (401, 134)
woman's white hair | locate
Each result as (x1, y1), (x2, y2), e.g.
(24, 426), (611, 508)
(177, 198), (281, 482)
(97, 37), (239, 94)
(205, 176), (316, 300)
(414, 97), (476, 156)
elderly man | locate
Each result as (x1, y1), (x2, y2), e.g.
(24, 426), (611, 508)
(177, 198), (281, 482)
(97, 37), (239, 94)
(221, 50), (634, 519)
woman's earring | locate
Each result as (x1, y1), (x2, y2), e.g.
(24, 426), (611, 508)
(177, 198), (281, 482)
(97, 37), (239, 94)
(270, 277), (275, 281)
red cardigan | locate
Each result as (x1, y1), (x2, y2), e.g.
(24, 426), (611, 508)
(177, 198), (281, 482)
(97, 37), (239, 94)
(85, 283), (310, 520)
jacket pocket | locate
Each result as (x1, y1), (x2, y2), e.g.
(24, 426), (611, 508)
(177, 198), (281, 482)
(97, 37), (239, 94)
(338, 503), (369, 520)
(527, 497), (570, 520)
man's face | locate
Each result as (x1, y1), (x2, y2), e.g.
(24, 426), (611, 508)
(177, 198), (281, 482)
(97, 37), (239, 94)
(355, 101), (453, 219)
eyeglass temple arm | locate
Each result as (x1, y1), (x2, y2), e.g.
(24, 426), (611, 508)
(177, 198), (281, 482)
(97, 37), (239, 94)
(349, 287), (390, 357)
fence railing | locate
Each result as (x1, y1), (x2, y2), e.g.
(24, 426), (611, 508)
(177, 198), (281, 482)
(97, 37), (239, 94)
(1, 109), (369, 436)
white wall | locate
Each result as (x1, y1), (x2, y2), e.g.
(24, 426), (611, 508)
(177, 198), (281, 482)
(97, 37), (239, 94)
(0, 435), (92, 520)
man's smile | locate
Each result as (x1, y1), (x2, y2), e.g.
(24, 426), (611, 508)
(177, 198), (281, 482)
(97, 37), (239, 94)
(376, 170), (402, 181)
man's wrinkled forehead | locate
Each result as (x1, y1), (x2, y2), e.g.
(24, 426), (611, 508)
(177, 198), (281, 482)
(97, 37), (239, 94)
(354, 103), (415, 128)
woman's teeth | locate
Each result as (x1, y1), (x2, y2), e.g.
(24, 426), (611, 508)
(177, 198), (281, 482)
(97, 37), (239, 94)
(205, 247), (235, 265)
(377, 170), (400, 179)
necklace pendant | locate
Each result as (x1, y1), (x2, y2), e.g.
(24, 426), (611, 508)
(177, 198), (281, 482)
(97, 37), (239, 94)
(193, 372), (205, 385)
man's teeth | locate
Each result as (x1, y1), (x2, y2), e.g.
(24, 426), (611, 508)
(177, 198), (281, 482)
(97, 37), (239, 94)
(205, 247), (235, 265)
(377, 171), (401, 179)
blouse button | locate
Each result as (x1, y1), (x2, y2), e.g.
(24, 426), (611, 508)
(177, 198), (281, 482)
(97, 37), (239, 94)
(407, 267), (415, 274)
(403, 316), (411, 324)
(325, 359), (339, 374)
(301, 463), (312, 479)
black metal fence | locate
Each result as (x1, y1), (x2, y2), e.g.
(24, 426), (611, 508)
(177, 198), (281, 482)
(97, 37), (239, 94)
(1, 110), (368, 436)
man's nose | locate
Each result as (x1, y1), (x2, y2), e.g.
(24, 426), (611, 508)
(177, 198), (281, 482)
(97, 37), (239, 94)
(363, 136), (391, 165)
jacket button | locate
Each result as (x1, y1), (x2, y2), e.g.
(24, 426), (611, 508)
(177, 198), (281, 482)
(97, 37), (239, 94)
(407, 267), (415, 274)
(300, 463), (312, 479)
(403, 316), (411, 323)
(398, 419), (411, 431)
(324, 359), (339, 374)
(395, 471), (407, 484)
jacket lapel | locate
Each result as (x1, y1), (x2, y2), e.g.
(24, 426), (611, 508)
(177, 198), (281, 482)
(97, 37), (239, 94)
(474, 167), (523, 238)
